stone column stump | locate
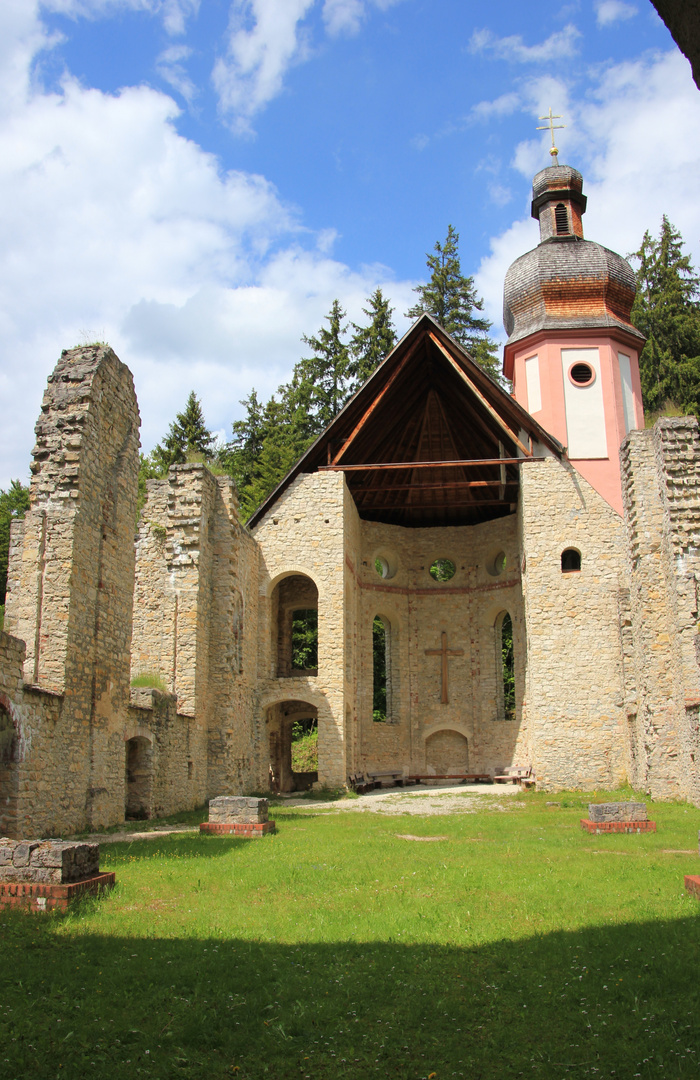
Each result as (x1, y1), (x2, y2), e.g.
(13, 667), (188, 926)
(200, 796), (276, 837)
(0, 839), (115, 912)
(580, 802), (656, 833)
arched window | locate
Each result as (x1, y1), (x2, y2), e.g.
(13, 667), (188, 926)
(495, 612), (515, 721)
(555, 202), (569, 235)
(272, 575), (319, 676)
(373, 614), (394, 722)
(561, 548), (581, 573)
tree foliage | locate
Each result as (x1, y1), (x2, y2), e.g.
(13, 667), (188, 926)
(219, 292), (397, 520)
(406, 224), (501, 381)
(631, 217), (700, 418)
(0, 479), (30, 615)
(152, 391), (215, 472)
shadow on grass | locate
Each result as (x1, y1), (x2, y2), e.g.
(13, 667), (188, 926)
(1, 914), (699, 1079)
(104, 834), (254, 863)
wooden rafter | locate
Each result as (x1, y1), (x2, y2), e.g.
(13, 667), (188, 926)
(428, 332), (532, 458)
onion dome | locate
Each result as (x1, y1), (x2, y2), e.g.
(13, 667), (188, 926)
(502, 164), (644, 357)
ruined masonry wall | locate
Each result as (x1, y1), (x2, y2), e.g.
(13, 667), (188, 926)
(252, 472), (348, 787)
(519, 457), (628, 790)
(2, 345), (140, 834)
(356, 514), (527, 778)
(621, 418), (700, 805)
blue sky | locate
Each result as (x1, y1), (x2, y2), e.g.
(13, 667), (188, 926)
(1, 0), (699, 486)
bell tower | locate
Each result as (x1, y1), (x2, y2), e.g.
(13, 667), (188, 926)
(502, 155), (645, 514)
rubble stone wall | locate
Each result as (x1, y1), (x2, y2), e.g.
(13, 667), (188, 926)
(1, 346), (140, 835)
(518, 456), (629, 791)
(621, 417), (700, 805)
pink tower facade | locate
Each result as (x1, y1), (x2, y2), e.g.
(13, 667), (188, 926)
(502, 164), (645, 515)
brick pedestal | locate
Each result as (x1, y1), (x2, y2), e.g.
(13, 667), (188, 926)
(580, 819), (656, 834)
(199, 821), (276, 837)
(0, 872), (116, 912)
(685, 875), (700, 899)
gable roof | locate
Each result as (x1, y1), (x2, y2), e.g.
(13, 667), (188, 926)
(247, 314), (563, 530)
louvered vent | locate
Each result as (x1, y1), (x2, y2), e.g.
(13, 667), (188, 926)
(555, 203), (569, 234)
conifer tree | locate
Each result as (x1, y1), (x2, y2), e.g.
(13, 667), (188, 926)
(350, 287), (397, 384)
(152, 391), (214, 471)
(407, 224), (501, 381)
(631, 216), (700, 417)
(298, 300), (353, 431)
(0, 479), (30, 618)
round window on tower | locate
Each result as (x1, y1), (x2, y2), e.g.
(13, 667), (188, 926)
(568, 362), (595, 387)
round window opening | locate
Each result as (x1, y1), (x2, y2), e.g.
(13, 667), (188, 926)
(569, 362), (595, 387)
(375, 557), (389, 579)
(429, 558), (456, 582)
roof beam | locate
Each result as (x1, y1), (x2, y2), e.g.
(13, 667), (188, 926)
(320, 457), (536, 472)
(428, 332), (532, 458)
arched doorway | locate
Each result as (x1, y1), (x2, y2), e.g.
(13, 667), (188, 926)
(271, 575), (319, 677)
(267, 700), (318, 792)
(125, 736), (153, 819)
(425, 730), (469, 775)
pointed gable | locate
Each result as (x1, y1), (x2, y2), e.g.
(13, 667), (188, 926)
(248, 314), (563, 529)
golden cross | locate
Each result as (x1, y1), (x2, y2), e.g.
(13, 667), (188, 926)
(425, 631), (464, 705)
(537, 107), (565, 161)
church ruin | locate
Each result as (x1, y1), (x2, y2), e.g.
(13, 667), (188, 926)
(2, 159), (700, 838)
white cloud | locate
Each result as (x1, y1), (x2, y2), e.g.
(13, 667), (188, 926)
(469, 24), (581, 64)
(322, 0), (403, 37)
(0, 3), (416, 486)
(212, 0), (316, 134)
(475, 50), (700, 347)
(469, 92), (521, 123)
(595, 1), (637, 28)
(42, 0), (200, 35)
(156, 44), (197, 101)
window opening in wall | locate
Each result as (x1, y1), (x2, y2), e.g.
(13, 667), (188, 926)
(0, 705), (16, 765)
(292, 609), (318, 670)
(373, 615), (389, 721)
(429, 558), (456, 582)
(375, 557), (389, 578)
(500, 613), (515, 721)
(233, 592), (243, 673)
(555, 203), (569, 235)
(187, 760), (194, 780)
(569, 362), (594, 386)
(561, 548), (582, 573)
(291, 717), (318, 773)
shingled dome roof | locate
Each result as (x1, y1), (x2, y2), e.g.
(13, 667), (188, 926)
(502, 163), (644, 351)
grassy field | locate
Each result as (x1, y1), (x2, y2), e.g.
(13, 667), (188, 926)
(2, 788), (700, 1079)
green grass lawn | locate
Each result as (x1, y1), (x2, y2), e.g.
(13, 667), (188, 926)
(2, 789), (700, 1079)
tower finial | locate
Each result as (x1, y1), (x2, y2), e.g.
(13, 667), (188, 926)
(537, 107), (565, 164)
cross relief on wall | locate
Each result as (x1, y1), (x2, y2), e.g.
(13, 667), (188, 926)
(424, 631), (464, 705)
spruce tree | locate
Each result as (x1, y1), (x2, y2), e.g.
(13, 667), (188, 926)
(152, 391), (214, 471)
(350, 287), (397, 385)
(299, 300), (353, 431)
(0, 479), (30, 616)
(407, 224), (501, 381)
(631, 217), (700, 417)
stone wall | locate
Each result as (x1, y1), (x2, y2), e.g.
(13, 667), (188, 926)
(353, 514), (527, 778)
(518, 457), (629, 790)
(252, 471), (348, 787)
(1, 345), (140, 835)
(132, 464), (262, 801)
(621, 418), (700, 804)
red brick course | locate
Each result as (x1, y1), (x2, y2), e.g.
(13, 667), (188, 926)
(0, 872), (115, 912)
(685, 875), (700, 899)
(199, 821), (276, 837)
(580, 819), (656, 833)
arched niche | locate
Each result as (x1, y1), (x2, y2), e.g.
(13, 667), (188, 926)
(425, 730), (469, 775)
(125, 734), (153, 820)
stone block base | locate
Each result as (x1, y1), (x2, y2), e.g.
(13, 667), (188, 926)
(685, 875), (700, 899)
(0, 872), (116, 912)
(580, 819), (656, 834)
(199, 821), (276, 837)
